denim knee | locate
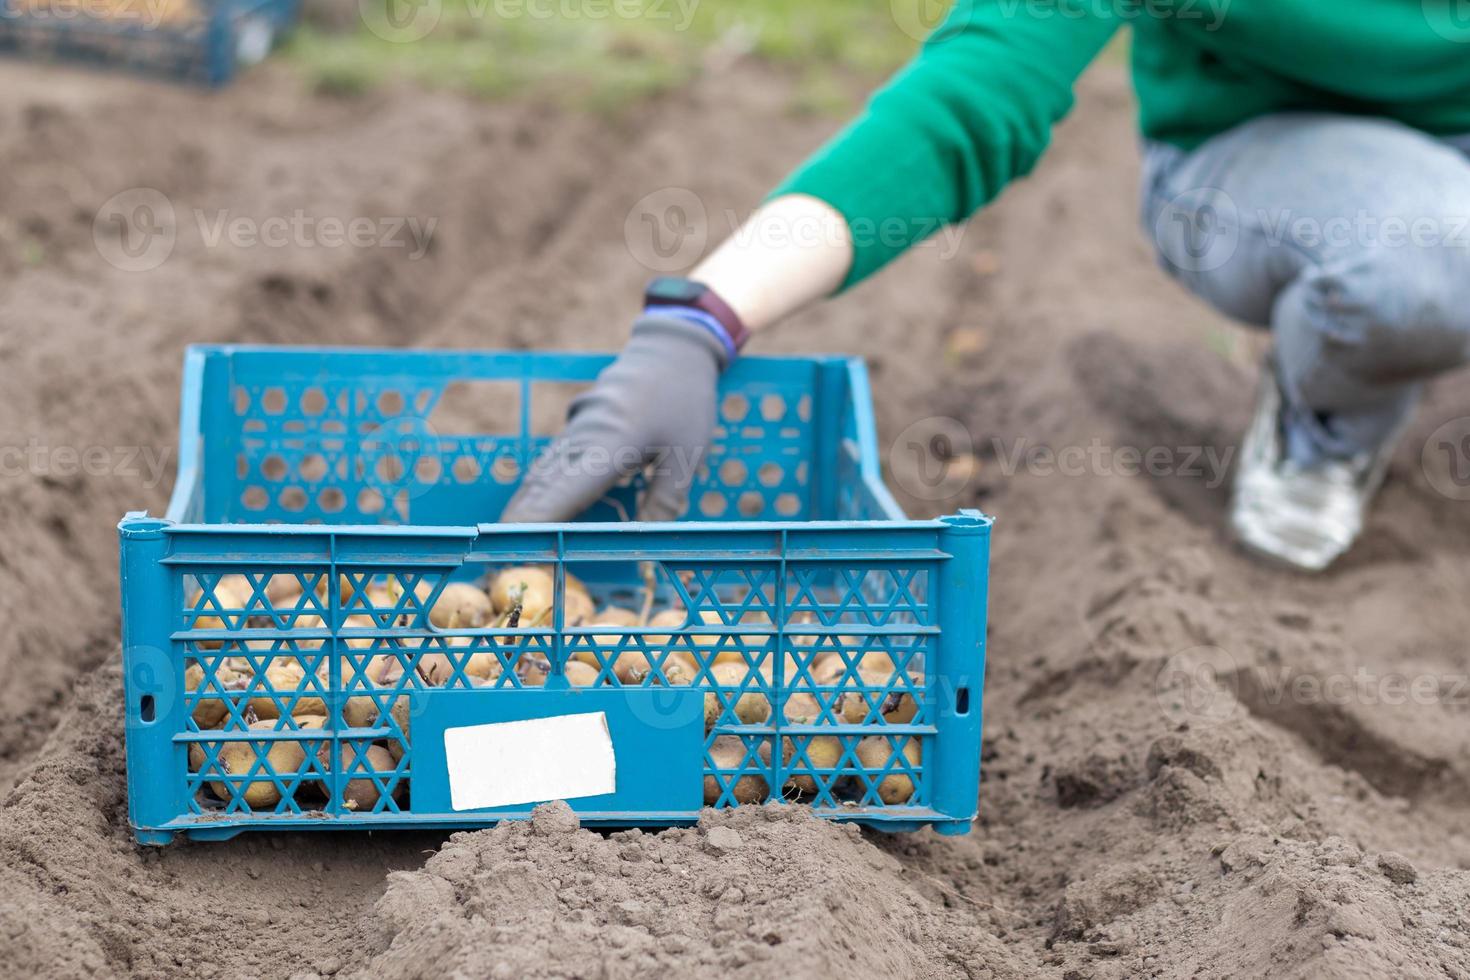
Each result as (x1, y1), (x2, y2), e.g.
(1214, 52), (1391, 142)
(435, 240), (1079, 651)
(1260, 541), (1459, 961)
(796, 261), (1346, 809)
(1288, 238), (1470, 388)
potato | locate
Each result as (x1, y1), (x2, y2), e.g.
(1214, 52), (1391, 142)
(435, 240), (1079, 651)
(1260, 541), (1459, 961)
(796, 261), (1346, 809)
(644, 607), (685, 641)
(855, 736), (921, 805)
(595, 606), (641, 627)
(342, 694), (381, 729)
(518, 654), (551, 687)
(464, 649), (504, 683)
(185, 662), (246, 729)
(613, 648), (696, 686)
(193, 719), (311, 809)
(784, 735), (844, 795)
(563, 589), (595, 627)
(319, 743), (400, 811)
(387, 697), (410, 762)
(703, 736), (769, 805)
(564, 661), (601, 687)
(704, 662), (770, 730)
(249, 661), (326, 719)
(217, 572), (309, 608)
(779, 692), (822, 725)
(429, 582), (493, 630)
(193, 578), (251, 648)
(490, 566), (587, 622)
(837, 669), (917, 724)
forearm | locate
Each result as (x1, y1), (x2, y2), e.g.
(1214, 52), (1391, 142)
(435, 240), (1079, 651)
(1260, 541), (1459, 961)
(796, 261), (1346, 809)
(690, 194), (853, 333)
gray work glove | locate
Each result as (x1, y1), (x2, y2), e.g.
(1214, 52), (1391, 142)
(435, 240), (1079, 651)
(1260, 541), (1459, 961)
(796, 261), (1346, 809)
(499, 313), (727, 523)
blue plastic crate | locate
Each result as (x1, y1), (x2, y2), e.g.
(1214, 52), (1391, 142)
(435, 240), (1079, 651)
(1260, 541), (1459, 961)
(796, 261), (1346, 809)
(0, 0), (298, 86)
(118, 344), (992, 844)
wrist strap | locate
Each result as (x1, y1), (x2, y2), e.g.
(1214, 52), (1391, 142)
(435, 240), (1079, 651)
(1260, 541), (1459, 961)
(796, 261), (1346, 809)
(643, 276), (750, 356)
(643, 305), (738, 363)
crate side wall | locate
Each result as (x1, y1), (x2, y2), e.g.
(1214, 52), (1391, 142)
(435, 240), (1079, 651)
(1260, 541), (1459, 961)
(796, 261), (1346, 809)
(121, 519), (985, 837)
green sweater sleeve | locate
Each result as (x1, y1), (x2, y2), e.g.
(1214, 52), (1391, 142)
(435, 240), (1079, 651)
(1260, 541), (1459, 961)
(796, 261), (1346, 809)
(772, 1), (1121, 289)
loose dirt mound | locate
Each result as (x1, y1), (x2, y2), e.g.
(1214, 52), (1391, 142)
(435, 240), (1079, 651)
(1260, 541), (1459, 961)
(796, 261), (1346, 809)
(363, 801), (1025, 980)
(0, 49), (1467, 980)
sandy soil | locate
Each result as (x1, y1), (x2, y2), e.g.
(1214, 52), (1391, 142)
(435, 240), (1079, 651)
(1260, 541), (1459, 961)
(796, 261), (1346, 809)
(0, 52), (1467, 979)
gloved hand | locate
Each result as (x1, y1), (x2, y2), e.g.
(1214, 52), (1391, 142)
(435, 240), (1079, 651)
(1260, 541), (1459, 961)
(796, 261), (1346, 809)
(499, 313), (727, 523)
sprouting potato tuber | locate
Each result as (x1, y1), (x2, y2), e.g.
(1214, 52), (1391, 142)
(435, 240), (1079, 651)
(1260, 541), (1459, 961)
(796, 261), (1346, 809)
(342, 694), (380, 729)
(248, 661), (327, 719)
(195, 719), (312, 808)
(836, 669), (917, 724)
(387, 697), (410, 763)
(464, 649), (504, 684)
(779, 692), (822, 725)
(517, 654), (551, 687)
(319, 743), (399, 811)
(613, 648), (696, 686)
(855, 736), (921, 805)
(703, 736), (769, 805)
(784, 734), (844, 795)
(429, 582), (493, 629)
(185, 662), (247, 729)
(704, 662), (770, 729)
(489, 566), (587, 623)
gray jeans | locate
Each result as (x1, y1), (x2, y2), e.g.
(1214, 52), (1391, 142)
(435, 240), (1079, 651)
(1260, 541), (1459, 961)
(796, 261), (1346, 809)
(1142, 115), (1470, 462)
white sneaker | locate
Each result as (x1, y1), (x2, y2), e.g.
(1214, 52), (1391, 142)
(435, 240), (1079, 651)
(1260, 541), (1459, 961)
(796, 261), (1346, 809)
(1229, 363), (1396, 572)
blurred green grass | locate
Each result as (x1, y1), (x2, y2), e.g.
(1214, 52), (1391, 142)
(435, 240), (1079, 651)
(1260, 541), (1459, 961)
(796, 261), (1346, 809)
(288, 0), (956, 109)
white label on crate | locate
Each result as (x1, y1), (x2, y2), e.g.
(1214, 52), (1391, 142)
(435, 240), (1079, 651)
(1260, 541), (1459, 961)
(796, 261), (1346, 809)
(444, 712), (616, 811)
